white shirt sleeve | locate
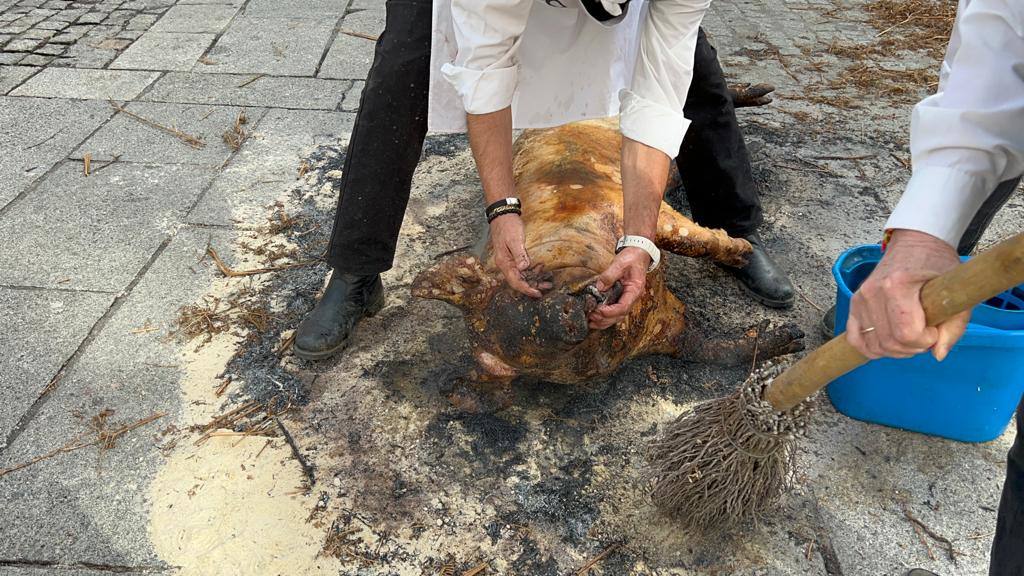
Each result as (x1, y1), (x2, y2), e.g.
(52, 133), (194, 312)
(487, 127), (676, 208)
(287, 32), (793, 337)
(619, 0), (711, 158)
(441, 0), (533, 115)
(886, 0), (1024, 246)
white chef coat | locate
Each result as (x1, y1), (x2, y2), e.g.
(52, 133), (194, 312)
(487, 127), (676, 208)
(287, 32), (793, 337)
(428, 0), (710, 158)
(886, 0), (1024, 246)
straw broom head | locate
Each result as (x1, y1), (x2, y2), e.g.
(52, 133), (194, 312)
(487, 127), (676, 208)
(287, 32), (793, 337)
(646, 360), (813, 529)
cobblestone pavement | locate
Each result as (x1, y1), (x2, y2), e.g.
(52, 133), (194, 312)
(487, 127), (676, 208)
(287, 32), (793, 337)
(0, 0), (1021, 575)
(0, 0), (373, 574)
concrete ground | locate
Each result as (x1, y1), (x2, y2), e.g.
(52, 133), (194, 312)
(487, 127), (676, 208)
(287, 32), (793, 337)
(0, 0), (1020, 575)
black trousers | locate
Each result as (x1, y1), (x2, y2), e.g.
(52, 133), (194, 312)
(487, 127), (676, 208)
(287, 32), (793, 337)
(325, 0), (762, 273)
(979, 180), (1024, 576)
(992, 399), (1024, 575)
(676, 28), (762, 237)
(959, 177), (1021, 256)
(953, 176), (1023, 576)
(325, 0), (432, 275)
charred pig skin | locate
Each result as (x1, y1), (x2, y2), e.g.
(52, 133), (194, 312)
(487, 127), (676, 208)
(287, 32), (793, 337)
(412, 119), (803, 392)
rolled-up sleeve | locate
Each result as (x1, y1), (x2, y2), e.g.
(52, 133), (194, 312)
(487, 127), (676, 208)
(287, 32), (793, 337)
(887, 0), (1024, 246)
(441, 0), (533, 115)
(619, 0), (710, 158)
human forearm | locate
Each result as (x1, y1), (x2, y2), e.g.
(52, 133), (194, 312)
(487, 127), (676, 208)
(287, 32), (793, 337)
(466, 108), (515, 204)
(466, 107), (544, 297)
(621, 137), (670, 241)
(889, 0), (1024, 245)
(589, 138), (668, 329)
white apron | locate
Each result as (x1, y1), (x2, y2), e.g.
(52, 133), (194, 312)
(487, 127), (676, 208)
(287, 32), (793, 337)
(428, 0), (645, 133)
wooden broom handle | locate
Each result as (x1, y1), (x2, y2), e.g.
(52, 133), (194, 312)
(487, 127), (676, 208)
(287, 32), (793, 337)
(765, 232), (1024, 412)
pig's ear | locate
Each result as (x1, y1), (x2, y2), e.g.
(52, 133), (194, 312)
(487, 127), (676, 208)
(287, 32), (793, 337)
(411, 253), (494, 309)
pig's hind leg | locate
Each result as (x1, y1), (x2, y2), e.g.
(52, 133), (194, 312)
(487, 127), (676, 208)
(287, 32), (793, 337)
(655, 204), (752, 268)
(674, 318), (805, 367)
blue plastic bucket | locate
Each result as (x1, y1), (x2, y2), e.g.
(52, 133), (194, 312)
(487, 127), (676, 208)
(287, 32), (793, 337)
(829, 245), (1024, 442)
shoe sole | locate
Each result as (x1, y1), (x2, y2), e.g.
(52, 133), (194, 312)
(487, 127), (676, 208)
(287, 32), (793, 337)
(292, 292), (386, 361)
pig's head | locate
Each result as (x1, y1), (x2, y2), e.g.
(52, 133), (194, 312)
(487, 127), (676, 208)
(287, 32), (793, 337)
(412, 253), (618, 361)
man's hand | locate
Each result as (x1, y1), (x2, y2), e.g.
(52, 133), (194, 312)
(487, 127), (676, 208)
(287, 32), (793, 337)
(490, 214), (544, 298)
(588, 137), (666, 330)
(464, 108), (547, 297)
(588, 247), (651, 329)
(847, 229), (969, 361)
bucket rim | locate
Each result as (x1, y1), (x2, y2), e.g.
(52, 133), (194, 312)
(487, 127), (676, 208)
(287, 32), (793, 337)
(832, 244), (881, 299)
(831, 244), (1024, 341)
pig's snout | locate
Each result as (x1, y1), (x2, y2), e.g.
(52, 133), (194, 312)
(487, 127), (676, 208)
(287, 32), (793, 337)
(483, 288), (592, 352)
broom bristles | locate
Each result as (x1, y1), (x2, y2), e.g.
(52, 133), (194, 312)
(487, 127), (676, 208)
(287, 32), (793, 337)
(646, 361), (812, 529)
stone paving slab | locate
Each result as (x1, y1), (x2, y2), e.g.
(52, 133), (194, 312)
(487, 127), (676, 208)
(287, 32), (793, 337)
(201, 16), (335, 76)
(0, 64), (37, 94)
(348, 0), (385, 9)
(0, 96), (113, 210)
(340, 78), (362, 111)
(317, 32), (373, 80)
(49, 39), (120, 69)
(0, 161), (217, 292)
(71, 101), (259, 166)
(242, 0), (348, 18)
(116, 1), (179, 12)
(0, 568), (170, 576)
(9, 67), (159, 99)
(127, 13), (161, 31)
(338, 7), (383, 36)
(109, 30), (214, 71)
(0, 287), (113, 450)
(148, 3), (239, 33)
(0, 1), (179, 69)
(178, 0), (243, 5)
(0, 227), (237, 567)
(188, 109), (353, 226)
(139, 71), (349, 110)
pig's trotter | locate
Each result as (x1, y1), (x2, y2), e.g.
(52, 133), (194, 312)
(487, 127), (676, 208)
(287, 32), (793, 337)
(727, 82), (775, 108)
(578, 281), (624, 313)
(676, 319), (805, 366)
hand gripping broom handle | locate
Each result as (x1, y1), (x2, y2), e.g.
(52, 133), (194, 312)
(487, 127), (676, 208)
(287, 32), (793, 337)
(765, 232), (1024, 412)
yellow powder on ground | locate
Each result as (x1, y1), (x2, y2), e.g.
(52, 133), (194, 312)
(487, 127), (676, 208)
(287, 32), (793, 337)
(147, 325), (339, 575)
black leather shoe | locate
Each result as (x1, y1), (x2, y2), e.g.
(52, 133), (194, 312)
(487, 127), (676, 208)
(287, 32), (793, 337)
(293, 272), (385, 360)
(718, 233), (795, 309)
